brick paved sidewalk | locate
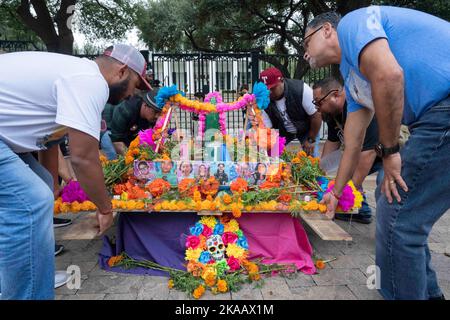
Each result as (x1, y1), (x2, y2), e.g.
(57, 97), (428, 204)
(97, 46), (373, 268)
(54, 175), (450, 300)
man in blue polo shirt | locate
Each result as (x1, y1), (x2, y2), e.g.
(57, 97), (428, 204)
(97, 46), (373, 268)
(303, 6), (450, 299)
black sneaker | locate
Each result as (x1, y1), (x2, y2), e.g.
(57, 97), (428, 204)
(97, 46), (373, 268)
(55, 244), (65, 256)
(53, 217), (72, 228)
(334, 213), (372, 224)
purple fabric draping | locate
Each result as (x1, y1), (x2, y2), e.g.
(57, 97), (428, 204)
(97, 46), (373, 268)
(99, 212), (316, 276)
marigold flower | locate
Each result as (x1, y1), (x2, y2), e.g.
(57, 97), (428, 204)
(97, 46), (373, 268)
(202, 271), (217, 287)
(146, 178), (171, 198)
(231, 203), (242, 218)
(230, 178), (248, 194)
(168, 279), (174, 289)
(178, 178), (198, 197)
(193, 190), (202, 202)
(200, 177), (220, 197)
(217, 279), (228, 293)
(107, 255), (124, 267)
(259, 181), (280, 190)
(315, 260), (326, 270)
(222, 194), (232, 205)
(278, 193), (292, 203)
(187, 261), (205, 277)
(192, 285), (205, 299)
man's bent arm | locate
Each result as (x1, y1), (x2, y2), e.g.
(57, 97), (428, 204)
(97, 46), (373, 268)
(359, 38), (404, 147)
(68, 128), (111, 213)
(333, 108), (374, 195)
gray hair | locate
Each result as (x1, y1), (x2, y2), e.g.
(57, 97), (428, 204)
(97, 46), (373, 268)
(307, 12), (341, 31)
(312, 77), (343, 92)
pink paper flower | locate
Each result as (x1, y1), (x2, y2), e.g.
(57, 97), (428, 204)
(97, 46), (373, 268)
(204, 92), (223, 104)
(326, 181), (355, 212)
(222, 232), (238, 246)
(202, 225), (213, 238)
(227, 256), (241, 271)
(186, 235), (201, 249)
(138, 128), (157, 150)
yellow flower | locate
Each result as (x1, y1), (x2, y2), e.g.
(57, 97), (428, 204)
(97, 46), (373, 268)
(200, 216), (217, 229)
(135, 201), (145, 210)
(202, 271), (217, 287)
(292, 157), (301, 164)
(217, 279), (228, 293)
(168, 279), (174, 289)
(185, 248), (202, 261)
(59, 202), (71, 213)
(70, 201), (81, 212)
(226, 243), (246, 259)
(193, 190), (202, 202)
(161, 200), (171, 210)
(201, 200), (212, 211)
(154, 203), (162, 211)
(176, 201), (187, 211)
(224, 219), (239, 233)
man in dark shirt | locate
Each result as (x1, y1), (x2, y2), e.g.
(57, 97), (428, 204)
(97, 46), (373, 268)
(313, 77), (382, 224)
(256, 67), (322, 155)
(110, 89), (161, 155)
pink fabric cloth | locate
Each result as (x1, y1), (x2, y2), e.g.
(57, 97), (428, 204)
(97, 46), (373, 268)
(238, 213), (316, 275)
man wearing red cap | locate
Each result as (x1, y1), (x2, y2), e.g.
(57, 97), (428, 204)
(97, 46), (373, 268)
(0, 44), (150, 300)
(256, 67), (322, 155)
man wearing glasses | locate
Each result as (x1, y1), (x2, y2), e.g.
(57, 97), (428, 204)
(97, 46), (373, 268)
(256, 67), (322, 155)
(313, 77), (381, 224)
(303, 7), (450, 300)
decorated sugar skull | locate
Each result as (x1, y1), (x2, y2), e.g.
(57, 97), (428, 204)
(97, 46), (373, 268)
(206, 235), (225, 261)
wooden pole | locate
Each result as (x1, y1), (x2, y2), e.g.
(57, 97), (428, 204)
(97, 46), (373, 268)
(155, 106), (173, 153)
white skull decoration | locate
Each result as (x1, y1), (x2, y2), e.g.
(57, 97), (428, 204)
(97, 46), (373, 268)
(206, 235), (225, 261)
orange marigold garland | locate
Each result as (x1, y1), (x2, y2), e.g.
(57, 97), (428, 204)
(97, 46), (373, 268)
(146, 178), (171, 198)
(178, 178), (198, 197)
(230, 177), (248, 194)
(199, 177), (220, 197)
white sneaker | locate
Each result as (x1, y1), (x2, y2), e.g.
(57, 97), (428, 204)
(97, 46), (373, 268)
(55, 270), (72, 289)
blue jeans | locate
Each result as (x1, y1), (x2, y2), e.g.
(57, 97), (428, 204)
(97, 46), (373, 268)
(0, 140), (55, 300)
(376, 98), (450, 300)
(100, 130), (117, 160)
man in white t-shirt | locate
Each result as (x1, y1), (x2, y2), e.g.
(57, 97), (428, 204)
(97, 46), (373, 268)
(0, 44), (151, 300)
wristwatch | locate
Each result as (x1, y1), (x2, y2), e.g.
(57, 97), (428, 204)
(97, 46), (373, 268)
(307, 137), (316, 144)
(374, 143), (400, 158)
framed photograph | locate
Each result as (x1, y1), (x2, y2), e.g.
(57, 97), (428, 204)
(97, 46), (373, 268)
(248, 162), (269, 186)
(210, 162), (232, 186)
(154, 160), (178, 186)
(134, 160), (156, 181)
(233, 162), (252, 182)
(177, 160), (194, 182)
(193, 162), (211, 183)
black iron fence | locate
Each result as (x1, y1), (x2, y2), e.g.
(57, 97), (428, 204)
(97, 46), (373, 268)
(151, 52), (331, 138)
(1, 42), (331, 139)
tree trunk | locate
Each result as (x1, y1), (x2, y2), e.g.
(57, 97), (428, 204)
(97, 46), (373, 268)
(16, 0), (75, 54)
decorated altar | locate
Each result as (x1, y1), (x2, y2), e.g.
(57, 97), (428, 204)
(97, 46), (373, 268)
(55, 83), (361, 298)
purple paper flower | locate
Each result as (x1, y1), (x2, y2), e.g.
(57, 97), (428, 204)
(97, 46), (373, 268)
(61, 181), (89, 203)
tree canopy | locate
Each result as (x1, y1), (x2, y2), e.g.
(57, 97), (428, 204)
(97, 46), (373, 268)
(0, 0), (140, 54)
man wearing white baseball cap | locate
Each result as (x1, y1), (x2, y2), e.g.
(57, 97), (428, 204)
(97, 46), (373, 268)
(0, 44), (149, 300)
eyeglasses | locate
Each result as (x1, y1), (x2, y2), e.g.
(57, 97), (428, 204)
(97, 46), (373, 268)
(301, 25), (324, 50)
(312, 89), (339, 107)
